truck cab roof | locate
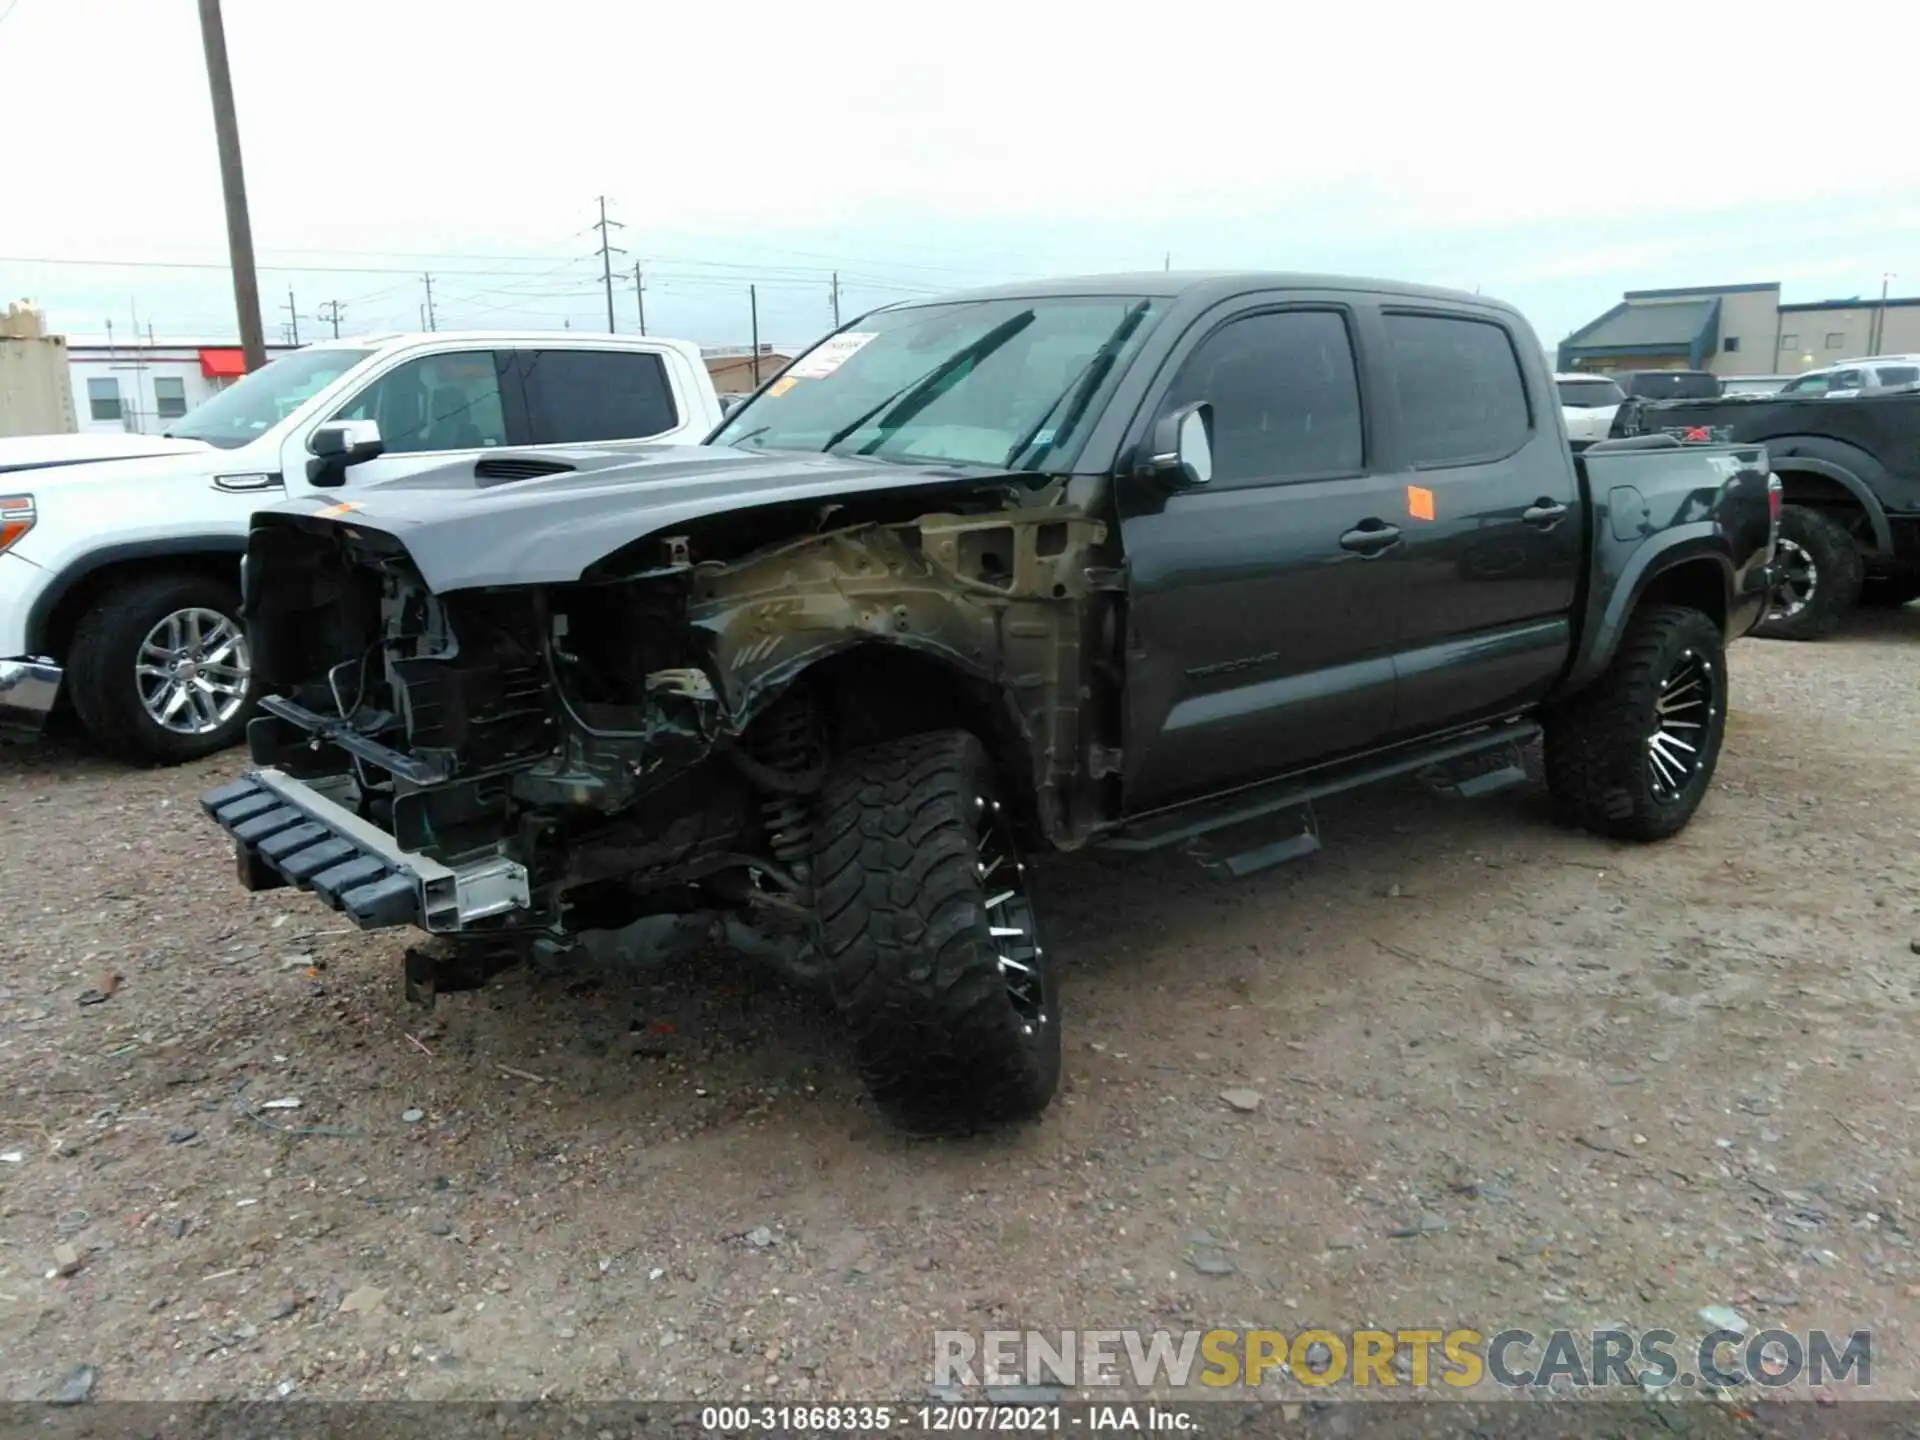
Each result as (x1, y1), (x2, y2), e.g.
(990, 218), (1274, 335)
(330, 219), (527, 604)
(895, 270), (1526, 320)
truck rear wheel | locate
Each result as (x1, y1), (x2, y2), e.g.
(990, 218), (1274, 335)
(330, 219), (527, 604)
(66, 572), (257, 766)
(1544, 604), (1728, 842)
(1755, 505), (1862, 640)
(813, 730), (1060, 1134)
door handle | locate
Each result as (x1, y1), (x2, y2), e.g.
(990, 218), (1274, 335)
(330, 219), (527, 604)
(1339, 520), (1402, 555)
(1523, 499), (1569, 527)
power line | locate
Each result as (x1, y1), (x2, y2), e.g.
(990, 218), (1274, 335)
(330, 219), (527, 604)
(593, 196), (625, 333)
(0, 249), (965, 291)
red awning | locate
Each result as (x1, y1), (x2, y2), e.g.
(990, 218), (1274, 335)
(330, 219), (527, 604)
(199, 347), (246, 378)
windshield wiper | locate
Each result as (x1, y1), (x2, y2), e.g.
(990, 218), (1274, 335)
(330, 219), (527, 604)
(820, 310), (1036, 456)
(1003, 299), (1151, 471)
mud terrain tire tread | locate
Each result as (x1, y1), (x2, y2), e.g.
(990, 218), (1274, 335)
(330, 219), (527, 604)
(1543, 604), (1727, 842)
(66, 572), (253, 766)
(1755, 504), (1862, 640)
(813, 729), (1060, 1135)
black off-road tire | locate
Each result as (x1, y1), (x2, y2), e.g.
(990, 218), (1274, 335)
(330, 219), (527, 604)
(813, 730), (1061, 1135)
(1543, 604), (1728, 842)
(1755, 504), (1862, 640)
(66, 572), (256, 765)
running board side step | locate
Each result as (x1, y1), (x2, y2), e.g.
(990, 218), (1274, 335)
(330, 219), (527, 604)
(1099, 720), (1542, 862)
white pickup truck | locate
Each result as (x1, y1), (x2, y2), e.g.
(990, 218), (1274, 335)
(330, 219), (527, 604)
(0, 331), (722, 763)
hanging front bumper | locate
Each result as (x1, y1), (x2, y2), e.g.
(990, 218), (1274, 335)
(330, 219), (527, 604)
(200, 768), (529, 933)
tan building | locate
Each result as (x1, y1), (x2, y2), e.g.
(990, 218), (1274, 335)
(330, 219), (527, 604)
(1559, 282), (1920, 378)
(705, 350), (794, 395)
(0, 302), (77, 437)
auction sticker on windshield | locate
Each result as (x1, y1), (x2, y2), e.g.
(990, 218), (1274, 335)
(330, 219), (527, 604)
(790, 332), (877, 379)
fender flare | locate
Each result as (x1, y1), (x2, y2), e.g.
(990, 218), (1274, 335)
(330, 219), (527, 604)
(1558, 526), (1734, 696)
(24, 536), (248, 656)
(1761, 436), (1893, 552)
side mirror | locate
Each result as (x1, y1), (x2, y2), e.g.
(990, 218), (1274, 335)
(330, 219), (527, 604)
(719, 394), (747, 416)
(1142, 401), (1214, 490)
(306, 420), (384, 487)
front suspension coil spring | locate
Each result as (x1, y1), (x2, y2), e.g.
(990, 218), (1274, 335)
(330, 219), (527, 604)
(751, 694), (821, 877)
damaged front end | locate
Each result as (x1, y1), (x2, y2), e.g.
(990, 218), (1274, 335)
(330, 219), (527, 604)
(202, 476), (1115, 991)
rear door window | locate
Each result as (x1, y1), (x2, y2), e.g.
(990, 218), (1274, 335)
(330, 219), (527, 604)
(516, 349), (680, 444)
(1382, 313), (1532, 467)
(1873, 365), (1918, 387)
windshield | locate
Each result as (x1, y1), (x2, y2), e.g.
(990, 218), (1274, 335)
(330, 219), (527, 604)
(709, 296), (1166, 469)
(1556, 378), (1624, 407)
(166, 347), (374, 450)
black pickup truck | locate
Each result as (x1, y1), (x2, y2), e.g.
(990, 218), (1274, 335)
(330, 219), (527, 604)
(202, 272), (1776, 1133)
(1612, 388), (1920, 637)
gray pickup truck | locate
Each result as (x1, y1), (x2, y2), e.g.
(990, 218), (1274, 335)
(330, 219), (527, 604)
(202, 272), (1778, 1133)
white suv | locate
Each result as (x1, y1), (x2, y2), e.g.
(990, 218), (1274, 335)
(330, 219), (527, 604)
(0, 331), (722, 763)
(1776, 357), (1920, 398)
(1555, 372), (1626, 449)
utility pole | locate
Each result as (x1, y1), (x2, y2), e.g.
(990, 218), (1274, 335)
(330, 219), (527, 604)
(593, 196), (625, 333)
(282, 287), (299, 346)
(831, 271), (841, 327)
(421, 273), (436, 331)
(1164, 252), (1171, 272)
(195, 0), (266, 372)
(1874, 272), (1895, 354)
(318, 299), (344, 338)
(632, 261), (647, 336)
(750, 285), (761, 387)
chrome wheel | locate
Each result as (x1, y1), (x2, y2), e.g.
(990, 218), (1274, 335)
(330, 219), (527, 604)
(1648, 647), (1715, 803)
(136, 607), (251, 735)
(976, 794), (1046, 1034)
(1768, 538), (1817, 621)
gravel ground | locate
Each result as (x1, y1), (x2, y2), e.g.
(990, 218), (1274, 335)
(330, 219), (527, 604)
(2, 610), (1917, 1406)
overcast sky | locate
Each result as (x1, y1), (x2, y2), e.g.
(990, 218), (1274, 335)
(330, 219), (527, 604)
(4, 0), (1917, 357)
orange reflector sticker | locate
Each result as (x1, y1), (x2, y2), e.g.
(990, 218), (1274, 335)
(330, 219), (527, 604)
(318, 501), (363, 517)
(1407, 485), (1436, 521)
(767, 376), (798, 397)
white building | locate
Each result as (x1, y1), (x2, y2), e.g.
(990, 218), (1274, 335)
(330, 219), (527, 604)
(67, 341), (299, 435)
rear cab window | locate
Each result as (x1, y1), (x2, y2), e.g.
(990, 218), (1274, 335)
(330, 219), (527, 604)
(1556, 378), (1625, 408)
(1621, 371), (1721, 400)
(1382, 312), (1532, 466)
(1873, 365), (1918, 387)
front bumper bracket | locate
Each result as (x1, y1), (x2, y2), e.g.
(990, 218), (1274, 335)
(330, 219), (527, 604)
(200, 768), (529, 933)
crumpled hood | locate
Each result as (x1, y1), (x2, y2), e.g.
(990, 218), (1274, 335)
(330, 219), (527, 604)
(254, 443), (1013, 592)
